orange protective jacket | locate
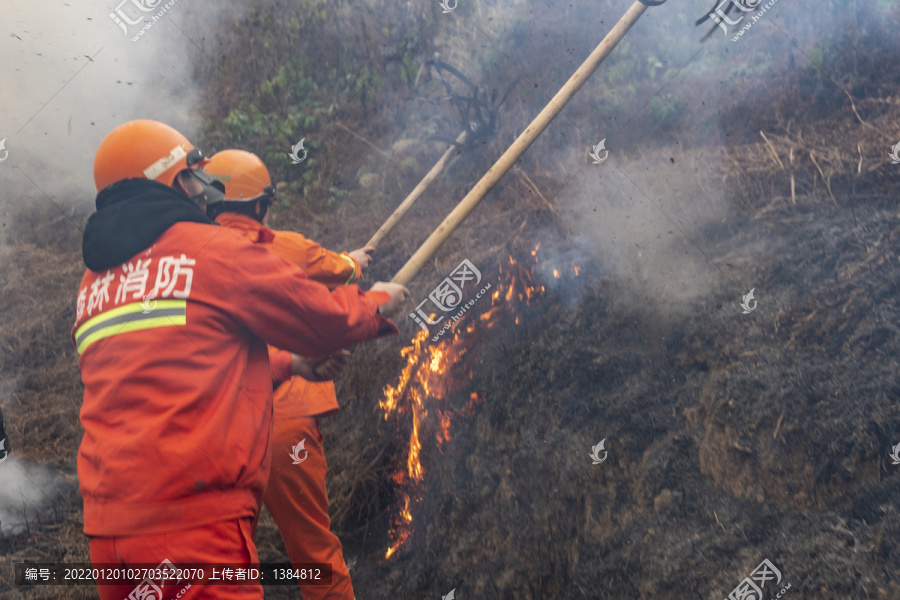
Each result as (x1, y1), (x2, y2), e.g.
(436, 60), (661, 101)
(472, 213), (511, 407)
(72, 221), (396, 537)
(216, 213), (356, 417)
(215, 214), (361, 289)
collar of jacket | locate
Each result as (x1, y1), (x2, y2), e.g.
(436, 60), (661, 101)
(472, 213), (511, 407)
(82, 178), (213, 272)
(214, 211), (276, 245)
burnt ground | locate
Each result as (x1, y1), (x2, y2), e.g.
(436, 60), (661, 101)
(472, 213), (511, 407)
(319, 196), (900, 600)
(2, 8), (900, 600)
(3, 185), (900, 600)
(2, 139), (900, 600)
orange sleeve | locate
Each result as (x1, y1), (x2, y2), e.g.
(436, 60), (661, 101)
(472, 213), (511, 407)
(269, 346), (293, 384)
(270, 230), (359, 290)
(229, 237), (397, 357)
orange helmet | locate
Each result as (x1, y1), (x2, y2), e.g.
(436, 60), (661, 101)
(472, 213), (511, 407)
(204, 149), (274, 202)
(93, 119), (210, 192)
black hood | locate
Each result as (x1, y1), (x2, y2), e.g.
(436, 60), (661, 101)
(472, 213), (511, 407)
(82, 178), (213, 272)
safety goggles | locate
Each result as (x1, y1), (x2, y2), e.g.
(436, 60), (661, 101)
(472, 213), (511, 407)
(183, 148), (226, 205)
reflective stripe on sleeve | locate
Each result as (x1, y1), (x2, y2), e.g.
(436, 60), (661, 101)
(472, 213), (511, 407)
(340, 253), (358, 285)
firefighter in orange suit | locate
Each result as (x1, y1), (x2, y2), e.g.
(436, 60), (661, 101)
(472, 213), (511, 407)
(75, 121), (409, 600)
(203, 148), (372, 600)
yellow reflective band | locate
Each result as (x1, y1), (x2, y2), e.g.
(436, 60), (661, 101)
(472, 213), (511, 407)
(340, 253), (357, 285)
(75, 300), (187, 355)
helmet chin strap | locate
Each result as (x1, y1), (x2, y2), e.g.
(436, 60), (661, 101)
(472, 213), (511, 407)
(205, 184), (275, 223)
(205, 197), (272, 223)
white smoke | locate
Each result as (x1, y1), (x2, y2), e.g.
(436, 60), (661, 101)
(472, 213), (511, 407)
(503, 0), (836, 319)
(557, 149), (730, 320)
(0, 0), (247, 206)
(0, 0), (249, 537)
(0, 456), (62, 536)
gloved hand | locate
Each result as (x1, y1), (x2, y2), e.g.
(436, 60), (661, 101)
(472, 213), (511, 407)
(291, 350), (351, 382)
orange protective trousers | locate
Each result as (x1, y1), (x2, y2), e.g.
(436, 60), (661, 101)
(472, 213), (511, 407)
(263, 411), (354, 600)
(89, 518), (262, 600)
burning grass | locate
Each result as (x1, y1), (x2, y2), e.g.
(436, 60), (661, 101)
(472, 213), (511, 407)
(379, 247), (577, 559)
(4, 8), (900, 598)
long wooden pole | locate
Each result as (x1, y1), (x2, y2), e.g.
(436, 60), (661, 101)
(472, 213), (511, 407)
(367, 131), (467, 248)
(392, 0), (649, 285)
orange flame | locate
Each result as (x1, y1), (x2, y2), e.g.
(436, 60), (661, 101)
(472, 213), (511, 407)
(408, 408), (423, 481)
(380, 248), (581, 558)
(438, 412), (452, 444)
(380, 328), (429, 417)
(480, 306), (502, 322)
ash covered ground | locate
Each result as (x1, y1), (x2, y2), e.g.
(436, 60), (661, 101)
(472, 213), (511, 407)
(1, 1), (900, 599)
